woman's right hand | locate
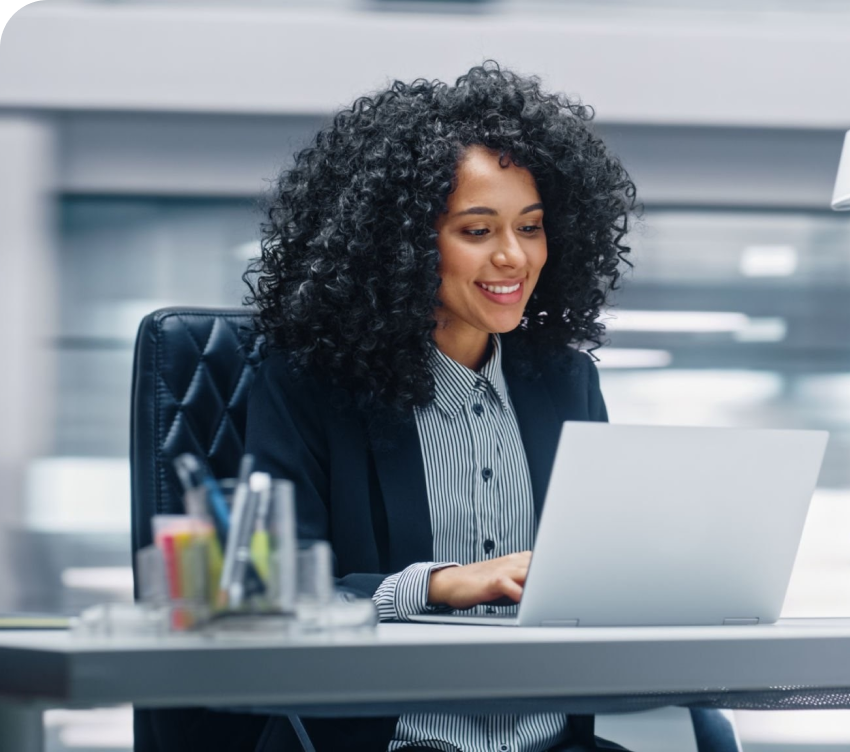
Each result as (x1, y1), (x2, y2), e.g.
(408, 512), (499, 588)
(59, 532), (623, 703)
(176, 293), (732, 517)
(427, 551), (531, 610)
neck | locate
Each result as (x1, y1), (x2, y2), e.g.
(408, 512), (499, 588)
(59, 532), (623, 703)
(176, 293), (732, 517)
(433, 330), (492, 371)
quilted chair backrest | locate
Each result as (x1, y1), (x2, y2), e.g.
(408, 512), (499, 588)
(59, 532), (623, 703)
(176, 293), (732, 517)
(129, 307), (261, 564)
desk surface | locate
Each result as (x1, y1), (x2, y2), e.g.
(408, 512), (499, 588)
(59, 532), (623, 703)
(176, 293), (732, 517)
(3, 618), (850, 715)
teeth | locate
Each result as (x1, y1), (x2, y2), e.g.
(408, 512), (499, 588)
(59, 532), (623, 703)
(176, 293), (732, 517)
(480, 282), (521, 294)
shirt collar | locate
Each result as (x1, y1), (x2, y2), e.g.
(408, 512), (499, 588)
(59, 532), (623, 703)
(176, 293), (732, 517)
(429, 334), (511, 417)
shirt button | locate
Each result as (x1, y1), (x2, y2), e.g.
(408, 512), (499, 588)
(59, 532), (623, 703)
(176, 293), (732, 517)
(483, 539), (495, 554)
(482, 467), (493, 481)
(472, 403), (484, 416)
(500, 745), (510, 752)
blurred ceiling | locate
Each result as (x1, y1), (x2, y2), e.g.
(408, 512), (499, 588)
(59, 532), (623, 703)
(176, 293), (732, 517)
(58, 0), (850, 15)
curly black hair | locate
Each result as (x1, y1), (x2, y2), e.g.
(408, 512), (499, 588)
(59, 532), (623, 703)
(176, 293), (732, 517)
(244, 61), (637, 416)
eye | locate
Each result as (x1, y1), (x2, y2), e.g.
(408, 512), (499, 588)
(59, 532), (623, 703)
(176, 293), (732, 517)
(520, 224), (543, 234)
(463, 228), (489, 237)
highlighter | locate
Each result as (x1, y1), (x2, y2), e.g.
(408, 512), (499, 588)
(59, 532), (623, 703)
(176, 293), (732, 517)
(250, 481), (273, 583)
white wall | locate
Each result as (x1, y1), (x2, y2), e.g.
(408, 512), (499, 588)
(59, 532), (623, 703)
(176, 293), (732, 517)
(0, 115), (57, 607)
(2, 3), (850, 129)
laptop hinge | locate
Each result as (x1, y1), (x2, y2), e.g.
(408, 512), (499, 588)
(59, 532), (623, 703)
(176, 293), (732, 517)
(541, 619), (579, 627)
(723, 617), (760, 625)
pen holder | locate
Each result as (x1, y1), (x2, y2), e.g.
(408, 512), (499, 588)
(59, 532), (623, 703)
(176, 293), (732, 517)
(294, 540), (378, 634)
(141, 476), (296, 631)
(144, 516), (218, 630)
(143, 468), (377, 635)
(207, 541), (377, 637)
(200, 476), (300, 629)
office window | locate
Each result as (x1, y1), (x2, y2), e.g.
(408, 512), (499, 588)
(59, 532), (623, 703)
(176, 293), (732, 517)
(56, 197), (261, 457)
(597, 208), (850, 617)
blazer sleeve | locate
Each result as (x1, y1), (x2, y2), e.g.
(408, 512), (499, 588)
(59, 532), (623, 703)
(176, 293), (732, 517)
(541, 348), (609, 424)
(244, 354), (386, 599)
(586, 352), (609, 423)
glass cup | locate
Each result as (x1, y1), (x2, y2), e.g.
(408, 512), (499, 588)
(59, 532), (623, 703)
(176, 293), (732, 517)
(204, 476), (300, 635)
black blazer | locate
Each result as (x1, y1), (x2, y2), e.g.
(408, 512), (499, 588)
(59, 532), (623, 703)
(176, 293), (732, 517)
(245, 334), (608, 752)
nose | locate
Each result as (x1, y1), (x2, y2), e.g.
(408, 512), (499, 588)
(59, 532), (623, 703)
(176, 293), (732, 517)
(492, 229), (526, 268)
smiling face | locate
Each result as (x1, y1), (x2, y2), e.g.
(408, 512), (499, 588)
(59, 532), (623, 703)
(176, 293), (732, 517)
(433, 145), (548, 369)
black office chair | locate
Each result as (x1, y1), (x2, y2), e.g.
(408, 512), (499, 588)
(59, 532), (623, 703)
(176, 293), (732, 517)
(130, 306), (270, 752)
(131, 306), (260, 550)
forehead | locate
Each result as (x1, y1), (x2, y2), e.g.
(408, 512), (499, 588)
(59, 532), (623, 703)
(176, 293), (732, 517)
(449, 146), (541, 208)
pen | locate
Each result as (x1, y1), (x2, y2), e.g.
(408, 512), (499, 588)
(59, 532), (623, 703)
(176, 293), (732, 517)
(250, 479), (272, 583)
(228, 472), (268, 609)
(226, 459), (268, 599)
(174, 454), (230, 540)
(219, 457), (256, 607)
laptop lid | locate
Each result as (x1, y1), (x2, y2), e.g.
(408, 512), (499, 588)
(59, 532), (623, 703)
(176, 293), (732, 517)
(516, 423), (828, 627)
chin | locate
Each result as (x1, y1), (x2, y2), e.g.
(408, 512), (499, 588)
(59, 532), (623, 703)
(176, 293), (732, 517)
(487, 318), (524, 334)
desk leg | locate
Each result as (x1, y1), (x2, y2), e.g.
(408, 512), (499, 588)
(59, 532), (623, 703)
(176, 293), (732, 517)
(0, 701), (43, 752)
(689, 708), (742, 752)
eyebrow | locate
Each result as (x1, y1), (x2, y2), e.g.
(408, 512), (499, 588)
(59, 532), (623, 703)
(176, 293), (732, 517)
(451, 202), (544, 218)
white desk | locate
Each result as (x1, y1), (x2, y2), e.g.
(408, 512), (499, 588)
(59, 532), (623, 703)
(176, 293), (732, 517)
(3, 618), (850, 751)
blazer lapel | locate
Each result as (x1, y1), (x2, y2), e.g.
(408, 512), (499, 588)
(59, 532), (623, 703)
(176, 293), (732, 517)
(504, 359), (563, 523)
(367, 338), (567, 566)
(368, 417), (434, 570)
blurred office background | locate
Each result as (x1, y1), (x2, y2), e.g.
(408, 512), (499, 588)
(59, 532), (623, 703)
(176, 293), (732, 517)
(1, 0), (849, 750)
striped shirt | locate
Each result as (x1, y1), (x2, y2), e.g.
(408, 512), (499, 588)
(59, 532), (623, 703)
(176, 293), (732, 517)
(373, 335), (569, 752)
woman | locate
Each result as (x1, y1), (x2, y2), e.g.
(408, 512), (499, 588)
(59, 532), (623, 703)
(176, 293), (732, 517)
(244, 62), (636, 752)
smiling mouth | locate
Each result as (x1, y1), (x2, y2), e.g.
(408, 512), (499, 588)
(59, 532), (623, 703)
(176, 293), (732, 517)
(477, 282), (522, 294)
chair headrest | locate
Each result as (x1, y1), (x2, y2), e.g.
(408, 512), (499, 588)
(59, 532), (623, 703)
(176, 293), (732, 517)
(130, 307), (260, 556)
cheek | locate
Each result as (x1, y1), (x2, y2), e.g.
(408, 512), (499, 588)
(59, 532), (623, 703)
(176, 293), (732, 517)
(534, 244), (548, 272)
(526, 248), (547, 290)
(438, 244), (477, 284)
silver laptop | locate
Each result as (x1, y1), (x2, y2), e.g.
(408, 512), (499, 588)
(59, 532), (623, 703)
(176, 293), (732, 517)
(410, 422), (828, 627)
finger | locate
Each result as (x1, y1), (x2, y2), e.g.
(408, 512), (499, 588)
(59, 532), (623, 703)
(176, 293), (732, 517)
(511, 567), (529, 585)
(496, 575), (524, 602)
(503, 558), (530, 579)
(482, 561), (529, 587)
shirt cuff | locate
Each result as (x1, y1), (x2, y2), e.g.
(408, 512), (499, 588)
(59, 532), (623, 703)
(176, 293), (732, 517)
(372, 562), (458, 622)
